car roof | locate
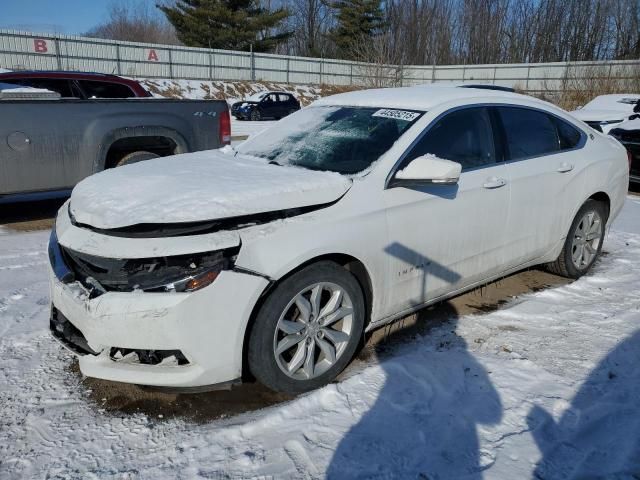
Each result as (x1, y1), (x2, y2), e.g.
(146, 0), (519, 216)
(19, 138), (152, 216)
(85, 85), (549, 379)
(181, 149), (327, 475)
(312, 85), (538, 111)
(1, 70), (113, 76)
(0, 71), (136, 83)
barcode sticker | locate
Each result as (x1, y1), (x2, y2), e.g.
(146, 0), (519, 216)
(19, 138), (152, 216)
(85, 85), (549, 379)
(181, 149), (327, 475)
(372, 109), (421, 122)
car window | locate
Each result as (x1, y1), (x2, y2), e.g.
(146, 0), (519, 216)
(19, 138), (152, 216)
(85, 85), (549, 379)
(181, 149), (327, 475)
(279, 94), (291, 102)
(497, 106), (559, 160)
(78, 80), (135, 98)
(553, 117), (582, 150)
(6, 78), (75, 97)
(404, 107), (496, 170)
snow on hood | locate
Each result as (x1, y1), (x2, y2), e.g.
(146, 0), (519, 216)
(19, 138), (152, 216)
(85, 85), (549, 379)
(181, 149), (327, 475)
(571, 108), (630, 122)
(572, 94), (640, 121)
(69, 150), (352, 230)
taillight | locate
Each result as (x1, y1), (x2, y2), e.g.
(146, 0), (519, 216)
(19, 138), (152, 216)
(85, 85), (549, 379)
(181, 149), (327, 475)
(220, 108), (231, 145)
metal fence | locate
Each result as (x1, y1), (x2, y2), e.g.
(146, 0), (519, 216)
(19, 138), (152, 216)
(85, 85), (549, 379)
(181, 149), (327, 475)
(1, 29), (639, 92)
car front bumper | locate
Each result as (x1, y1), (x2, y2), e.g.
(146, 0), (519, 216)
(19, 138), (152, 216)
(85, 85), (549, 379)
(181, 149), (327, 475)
(48, 262), (269, 388)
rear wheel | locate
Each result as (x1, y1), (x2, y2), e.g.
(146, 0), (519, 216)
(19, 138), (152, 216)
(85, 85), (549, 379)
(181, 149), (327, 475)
(248, 262), (365, 394)
(547, 199), (607, 278)
(115, 150), (159, 167)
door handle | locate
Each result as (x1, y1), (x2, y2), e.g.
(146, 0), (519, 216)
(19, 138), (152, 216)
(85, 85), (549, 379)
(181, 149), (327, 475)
(557, 163), (574, 173)
(483, 177), (507, 189)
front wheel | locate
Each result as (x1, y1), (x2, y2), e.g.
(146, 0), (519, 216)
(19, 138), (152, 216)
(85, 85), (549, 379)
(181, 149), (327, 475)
(248, 262), (365, 394)
(547, 199), (607, 278)
(250, 110), (261, 121)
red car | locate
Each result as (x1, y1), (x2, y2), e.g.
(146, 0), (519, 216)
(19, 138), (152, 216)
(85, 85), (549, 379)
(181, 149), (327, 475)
(0, 71), (151, 98)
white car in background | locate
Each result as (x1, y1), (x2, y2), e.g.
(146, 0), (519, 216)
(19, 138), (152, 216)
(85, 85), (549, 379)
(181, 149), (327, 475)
(49, 86), (629, 394)
(572, 94), (640, 133)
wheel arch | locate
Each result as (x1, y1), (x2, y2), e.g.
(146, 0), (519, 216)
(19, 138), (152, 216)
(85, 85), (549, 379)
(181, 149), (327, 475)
(96, 126), (189, 171)
(588, 191), (611, 220)
(240, 253), (374, 380)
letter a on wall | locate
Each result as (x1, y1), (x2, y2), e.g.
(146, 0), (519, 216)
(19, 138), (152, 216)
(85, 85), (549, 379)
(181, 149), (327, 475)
(34, 39), (48, 53)
(148, 49), (159, 61)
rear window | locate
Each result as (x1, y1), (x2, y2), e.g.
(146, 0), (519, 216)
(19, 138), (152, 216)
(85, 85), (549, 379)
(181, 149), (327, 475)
(78, 80), (135, 98)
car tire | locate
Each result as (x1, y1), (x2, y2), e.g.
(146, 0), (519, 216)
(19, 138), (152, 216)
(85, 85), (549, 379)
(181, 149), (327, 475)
(115, 151), (159, 167)
(546, 199), (607, 279)
(250, 110), (261, 121)
(248, 261), (365, 394)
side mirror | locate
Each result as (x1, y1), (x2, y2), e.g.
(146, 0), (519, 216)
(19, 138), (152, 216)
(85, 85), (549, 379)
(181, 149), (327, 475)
(390, 155), (462, 188)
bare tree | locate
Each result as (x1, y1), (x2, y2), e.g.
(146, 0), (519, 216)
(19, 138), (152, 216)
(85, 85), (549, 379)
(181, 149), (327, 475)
(85, 0), (180, 45)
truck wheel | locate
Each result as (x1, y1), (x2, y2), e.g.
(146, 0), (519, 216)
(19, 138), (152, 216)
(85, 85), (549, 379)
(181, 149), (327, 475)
(248, 261), (365, 394)
(546, 199), (607, 279)
(116, 151), (159, 167)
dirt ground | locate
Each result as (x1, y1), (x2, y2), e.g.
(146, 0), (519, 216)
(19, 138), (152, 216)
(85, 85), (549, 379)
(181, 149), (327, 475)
(0, 194), (629, 423)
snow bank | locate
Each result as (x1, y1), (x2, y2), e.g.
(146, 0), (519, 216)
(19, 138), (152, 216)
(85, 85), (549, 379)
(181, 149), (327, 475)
(70, 149), (352, 229)
(1, 198), (640, 478)
(140, 78), (340, 107)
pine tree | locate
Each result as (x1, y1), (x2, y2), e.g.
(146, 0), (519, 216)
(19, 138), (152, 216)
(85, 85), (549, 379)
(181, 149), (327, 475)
(159, 0), (291, 52)
(331, 0), (385, 58)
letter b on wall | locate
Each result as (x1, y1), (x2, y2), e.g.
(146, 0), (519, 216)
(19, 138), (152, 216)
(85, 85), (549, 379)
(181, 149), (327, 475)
(34, 39), (48, 53)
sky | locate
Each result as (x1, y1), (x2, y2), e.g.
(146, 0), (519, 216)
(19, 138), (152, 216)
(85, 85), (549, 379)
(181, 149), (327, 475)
(0, 0), (158, 35)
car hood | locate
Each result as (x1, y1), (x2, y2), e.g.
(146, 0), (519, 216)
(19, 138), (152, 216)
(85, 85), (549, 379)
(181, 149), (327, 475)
(69, 149), (352, 230)
(571, 108), (631, 122)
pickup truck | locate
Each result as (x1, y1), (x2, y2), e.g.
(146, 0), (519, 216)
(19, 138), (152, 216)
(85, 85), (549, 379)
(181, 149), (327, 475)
(0, 89), (230, 198)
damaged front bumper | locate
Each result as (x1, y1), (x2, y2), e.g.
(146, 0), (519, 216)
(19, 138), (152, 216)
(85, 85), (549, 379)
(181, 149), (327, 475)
(48, 235), (269, 389)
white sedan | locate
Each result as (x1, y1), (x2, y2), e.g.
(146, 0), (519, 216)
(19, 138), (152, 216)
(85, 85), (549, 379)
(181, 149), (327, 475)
(48, 86), (629, 394)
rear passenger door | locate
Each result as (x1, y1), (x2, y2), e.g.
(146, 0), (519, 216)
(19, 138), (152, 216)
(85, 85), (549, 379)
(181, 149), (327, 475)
(494, 105), (586, 266)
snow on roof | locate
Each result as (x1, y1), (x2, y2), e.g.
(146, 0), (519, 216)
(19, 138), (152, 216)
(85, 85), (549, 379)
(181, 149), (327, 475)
(312, 85), (533, 111)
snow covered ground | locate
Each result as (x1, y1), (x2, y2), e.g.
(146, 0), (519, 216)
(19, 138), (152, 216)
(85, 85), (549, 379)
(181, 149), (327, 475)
(1, 198), (640, 479)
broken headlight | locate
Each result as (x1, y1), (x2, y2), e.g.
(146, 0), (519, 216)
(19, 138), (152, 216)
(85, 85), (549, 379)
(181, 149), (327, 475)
(61, 247), (239, 293)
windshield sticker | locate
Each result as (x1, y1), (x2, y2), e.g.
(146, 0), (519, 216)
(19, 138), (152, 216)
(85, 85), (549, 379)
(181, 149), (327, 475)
(372, 109), (420, 122)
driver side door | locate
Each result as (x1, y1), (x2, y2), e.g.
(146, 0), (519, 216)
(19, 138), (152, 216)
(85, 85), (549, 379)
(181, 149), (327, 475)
(382, 106), (511, 316)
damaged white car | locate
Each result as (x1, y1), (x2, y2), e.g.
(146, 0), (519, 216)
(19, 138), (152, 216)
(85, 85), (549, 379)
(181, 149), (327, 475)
(49, 85), (629, 394)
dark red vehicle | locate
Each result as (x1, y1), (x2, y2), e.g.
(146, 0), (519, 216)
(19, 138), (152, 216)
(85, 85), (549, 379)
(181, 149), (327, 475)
(0, 71), (151, 98)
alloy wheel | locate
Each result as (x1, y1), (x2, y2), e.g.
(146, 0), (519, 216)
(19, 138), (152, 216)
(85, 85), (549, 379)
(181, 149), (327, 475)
(571, 210), (602, 269)
(273, 282), (354, 380)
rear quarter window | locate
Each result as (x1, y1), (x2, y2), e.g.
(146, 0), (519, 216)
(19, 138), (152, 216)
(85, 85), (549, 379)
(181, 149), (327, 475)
(553, 117), (583, 150)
